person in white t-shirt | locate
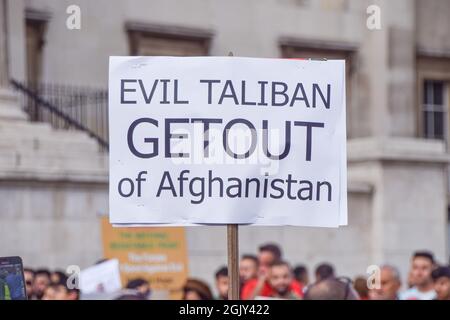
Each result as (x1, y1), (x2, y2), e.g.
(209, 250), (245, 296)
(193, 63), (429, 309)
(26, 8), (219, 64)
(400, 251), (437, 300)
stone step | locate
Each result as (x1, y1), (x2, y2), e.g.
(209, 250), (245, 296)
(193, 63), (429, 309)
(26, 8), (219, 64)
(0, 149), (108, 174)
(0, 91), (108, 181)
(0, 121), (104, 144)
(15, 152), (108, 171)
(0, 121), (53, 135)
(0, 134), (103, 154)
(0, 118), (107, 153)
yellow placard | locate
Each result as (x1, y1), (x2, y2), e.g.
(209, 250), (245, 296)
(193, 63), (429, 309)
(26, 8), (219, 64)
(101, 217), (188, 299)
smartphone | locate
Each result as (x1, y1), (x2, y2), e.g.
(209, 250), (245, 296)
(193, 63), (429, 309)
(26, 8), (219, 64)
(0, 256), (27, 300)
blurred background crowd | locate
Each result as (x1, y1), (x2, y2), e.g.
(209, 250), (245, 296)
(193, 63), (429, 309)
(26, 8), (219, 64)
(21, 243), (450, 300)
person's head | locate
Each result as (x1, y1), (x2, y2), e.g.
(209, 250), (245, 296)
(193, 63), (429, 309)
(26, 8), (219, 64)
(23, 268), (34, 298)
(371, 265), (402, 300)
(315, 263), (335, 282)
(293, 265), (309, 286)
(42, 283), (70, 300)
(410, 251), (435, 288)
(214, 266), (229, 299)
(268, 261), (293, 297)
(258, 243), (282, 276)
(33, 269), (51, 299)
(304, 277), (359, 300)
(353, 277), (369, 300)
(432, 266), (450, 300)
(50, 270), (66, 285)
(126, 278), (151, 299)
(239, 255), (259, 283)
(67, 287), (80, 300)
(182, 279), (213, 300)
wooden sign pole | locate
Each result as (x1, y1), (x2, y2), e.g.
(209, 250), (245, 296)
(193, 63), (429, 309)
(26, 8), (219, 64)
(227, 51), (240, 300)
(227, 224), (239, 299)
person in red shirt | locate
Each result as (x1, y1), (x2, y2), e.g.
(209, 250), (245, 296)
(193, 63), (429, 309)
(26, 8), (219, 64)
(241, 270), (303, 299)
(267, 261), (302, 299)
(239, 254), (259, 293)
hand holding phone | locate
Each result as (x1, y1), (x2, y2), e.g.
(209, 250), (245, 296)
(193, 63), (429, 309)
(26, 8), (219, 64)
(0, 256), (27, 300)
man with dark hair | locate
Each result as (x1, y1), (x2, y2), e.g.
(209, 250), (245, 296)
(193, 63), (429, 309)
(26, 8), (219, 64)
(42, 275), (73, 300)
(259, 243), (282, 260)
(241, 243), (282, 299)
(304, 277), (359, 300)
(55, 273), (68, 285)
(214, 266), (229, 300)
(258, 243), (282, 275)
(293, 265), (309, 287)
(23, 268), (34, 299)
(315, 263), (335, 282)
(126, 278), (151, 300)
(353, 276), (369, 300)
(242, 243), (302, 299)
(50, 270), (67, 285)
(239, 255), (258, 284)
(42, 282), (69, 300)
(182, 278), (213, 300)
(267, 261), (301, 299)
(32, 269), (51, 300)
(400, 251), (436, 300)
(431, 266), (450, 300)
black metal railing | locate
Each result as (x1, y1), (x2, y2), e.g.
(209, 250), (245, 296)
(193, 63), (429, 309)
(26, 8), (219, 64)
(10, 80), (109, 151)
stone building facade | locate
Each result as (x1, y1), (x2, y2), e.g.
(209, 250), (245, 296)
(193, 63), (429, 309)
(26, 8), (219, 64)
(1, 0), (449, 292)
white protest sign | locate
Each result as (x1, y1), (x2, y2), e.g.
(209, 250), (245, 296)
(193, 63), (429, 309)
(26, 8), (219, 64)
(79, 259), (122, 294)
(109, 56), (347, 227)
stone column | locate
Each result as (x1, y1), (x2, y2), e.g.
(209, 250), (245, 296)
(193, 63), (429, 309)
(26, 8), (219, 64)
(349, 0), (449, 282)
(0, 0), (10, 87)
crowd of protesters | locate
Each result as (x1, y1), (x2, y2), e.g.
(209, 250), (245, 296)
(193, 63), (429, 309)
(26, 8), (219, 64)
(183, 244), (450, 301)
(23, 269), (79, 300)
(22, 243), (450, 300)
